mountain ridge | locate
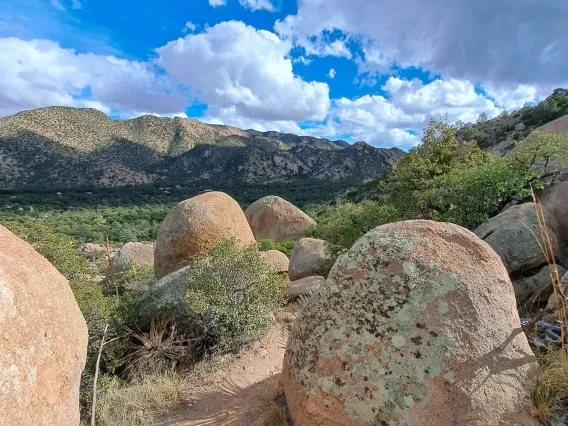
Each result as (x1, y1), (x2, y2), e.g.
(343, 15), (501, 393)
(0, 106), (405, 189)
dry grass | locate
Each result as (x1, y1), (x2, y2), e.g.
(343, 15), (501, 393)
(534, 348), (568, 423)
(530, 191), (568, 422)
(95, 370), (185, 426)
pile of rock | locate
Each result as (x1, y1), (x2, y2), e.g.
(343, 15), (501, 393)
(145, 192), (323, 316)
(474, 200), (566, 312)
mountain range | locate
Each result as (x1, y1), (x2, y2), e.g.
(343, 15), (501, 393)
(0, 107), (405, 190)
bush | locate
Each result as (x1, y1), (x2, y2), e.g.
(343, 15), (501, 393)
(258, 238), (296, 257)
(184, 238), (286, 352)
(389, 119), (568, 229)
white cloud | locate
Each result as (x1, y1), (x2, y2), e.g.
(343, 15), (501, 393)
(275, 0), (568, 92)
(238, 0), (275, 12)
(312, 76), (502, 148)
(293, 56), (312, 65)
(0, 37), (186, 117)
(182, 21), (196, 33)
(328, 68), (336, 79)
(483, 85), (540, 111)
(208, 0), (227, 7)
(156, 21), (330, 122)
(70, 0), (82, 10)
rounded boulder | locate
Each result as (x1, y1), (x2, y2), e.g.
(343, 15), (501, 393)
(283, 220), (538, 426)
(261, 250), (289, 273)
(154, 191), (255, 279)
(288, 237), (327, 280)
(474, 202), (559, 275)
(0, 225), (88, 425)
(112, 241), (154, 273)
(245, 196), (315, 243)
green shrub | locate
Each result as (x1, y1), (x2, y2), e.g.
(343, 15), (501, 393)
(258, 238), (296, 257)
(184, 238), (286, 352)
(389, 119), (568, 229)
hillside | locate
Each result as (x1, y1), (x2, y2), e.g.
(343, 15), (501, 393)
(0, 107), (404, 190)
(456, 88), (568, 152)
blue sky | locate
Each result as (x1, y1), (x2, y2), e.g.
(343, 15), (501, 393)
(0, 0), (566, 148)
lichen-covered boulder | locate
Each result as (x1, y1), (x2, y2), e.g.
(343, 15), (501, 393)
(112, 242), (154, 273)
(289, 238), (327, 281)
(514, 264), (566, 306)
(261, 250), (289, 273)
(283, 220), (539, 426)
(0, 225), (88, 425)
(287, 276), (324, 300)
(475, 203), (559, 275)
(245, 196), (315, 243)
(154, 191), (255, 279)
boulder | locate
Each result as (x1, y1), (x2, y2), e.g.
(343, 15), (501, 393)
(475, 203), (559, 275)
(545, 271), (568, 315)
(139, 266), (190, 326)
(288, 238), (327, 281)
(112, 242), (154, 273)
(515, 122), (526, 132)
(261, 250), (289, 273)
(154, 191), (255, 279)
(283, 220), (538, 426)
(245, 196), (316, 243)
(0, 225), (88, 425)
(513, 264), (566, 306)
(287, 276), (324, 300)
(539, 181), (568, 244)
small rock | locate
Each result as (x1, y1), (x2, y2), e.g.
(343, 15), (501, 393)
(286, 276), (324, 300)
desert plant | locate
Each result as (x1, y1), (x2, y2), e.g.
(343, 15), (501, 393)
(123, 316), (190, 376)
(184, 238), (286, 353)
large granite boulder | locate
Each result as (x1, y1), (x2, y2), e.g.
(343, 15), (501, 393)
(154, 191), (255, 279)
(0, 225), (88, 425)
(283, 220), (538, 426)
(245, 196), (315, 243)
(475, 203), (559, 275)
(288, 238), (327, 281)
(112, 242), (154, 273)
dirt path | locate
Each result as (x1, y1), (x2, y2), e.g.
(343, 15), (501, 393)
(160, 310), (295, 426)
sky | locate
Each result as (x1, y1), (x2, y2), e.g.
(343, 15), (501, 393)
(0, 0), (566, 149)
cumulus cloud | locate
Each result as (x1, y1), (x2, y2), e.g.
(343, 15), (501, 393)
(156, 21), (330, 122)
(0, 37), (186, 117)
(208, 0), (227, 7)
(328, 68), (336, 79)
(275, 0), (568, 91)
(316, 76), (503, 148)
(238, 0), (275, 12)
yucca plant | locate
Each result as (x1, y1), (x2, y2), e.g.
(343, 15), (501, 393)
(124, 316), (189, 377)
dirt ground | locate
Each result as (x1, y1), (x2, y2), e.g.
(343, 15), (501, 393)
(158, 308), (297, 426)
